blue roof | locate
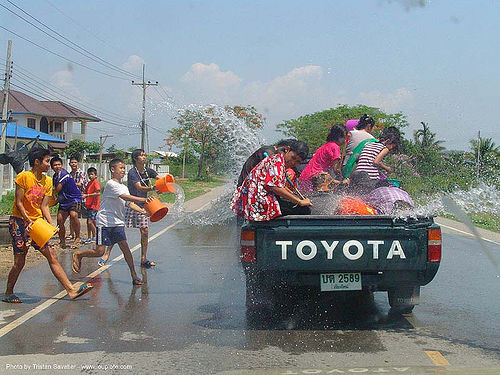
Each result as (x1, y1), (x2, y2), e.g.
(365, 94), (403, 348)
(6, 122), (66, 143)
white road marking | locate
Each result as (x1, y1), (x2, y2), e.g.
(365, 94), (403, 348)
(0, 201), (213, 338)
(435, 220), (500, 246)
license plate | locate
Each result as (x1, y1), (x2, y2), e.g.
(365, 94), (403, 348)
(320, 272), (362, 291)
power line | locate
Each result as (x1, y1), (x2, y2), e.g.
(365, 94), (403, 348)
(9, 81), (138, 131)
(43, 0), (131, 58)
(10, 64), (137, 124)
(1, 2), (138, 79)
(0, 26), (131, 81)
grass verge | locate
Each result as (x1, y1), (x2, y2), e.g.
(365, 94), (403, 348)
(157, 178), (226, 204)
(441, 213), (500, 233)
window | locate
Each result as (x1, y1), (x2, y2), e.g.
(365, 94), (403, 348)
(54, 121), (62, 132)
(27, 118), (36, 129)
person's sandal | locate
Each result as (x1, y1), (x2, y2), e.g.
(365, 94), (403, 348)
(141, 260), (156, 268)
(132, 279), (144, 286)
(98, 258), (108, 267)
(2, 294), (22, 303)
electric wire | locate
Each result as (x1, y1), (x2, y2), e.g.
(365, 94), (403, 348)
(1, 2), (138, 79)
(0, 26), (131, 81)
(11, 65), (137, 124)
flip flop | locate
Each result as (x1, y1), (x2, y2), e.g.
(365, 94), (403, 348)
(97, 258), (108, 267)
(141, 260), (156, 268)
(2, 294), (22, 303)
(72, 283), (93, 299)
(132, 278), (144, 286)
(72, 253), (81, 273)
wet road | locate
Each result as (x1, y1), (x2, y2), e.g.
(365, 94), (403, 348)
(0, 192), (499, 374)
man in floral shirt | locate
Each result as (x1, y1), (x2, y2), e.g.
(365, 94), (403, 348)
(232, 140), (312, 221)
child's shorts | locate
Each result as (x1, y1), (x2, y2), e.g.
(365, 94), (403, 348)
(96, 226), (126, 246)
(9, 216), (40, 254)
(86, 208), (98, 221)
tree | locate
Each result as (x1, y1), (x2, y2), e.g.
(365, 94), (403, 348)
(413, 122), (445, 152)
(64, 139), (100, 161)
(470, 137), (499, 164)
(277, 104), (408, 153)
(168, 105), (264, 179)
(106, 144), (127, 160)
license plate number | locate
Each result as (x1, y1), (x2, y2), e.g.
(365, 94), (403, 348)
(320, 272), (362, 291)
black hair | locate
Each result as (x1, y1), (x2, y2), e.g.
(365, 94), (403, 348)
(69, 156), (79, 162)
(274, 138), (295, 147)
(28, 148), (50, 167)
(87, 167), (97, 175)
(326, 124), (347, 143)
(379, 126), (401, 152)
(131, 149), (144, 166)
(356, 114), (375, 130)
(109, 158), (124, 171)
(50, 156), (63, 167)
(288, 140), (309, 161)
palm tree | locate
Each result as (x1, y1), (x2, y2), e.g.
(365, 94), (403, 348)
(470, 137), (500, 163)
(413, 122), (445, 152)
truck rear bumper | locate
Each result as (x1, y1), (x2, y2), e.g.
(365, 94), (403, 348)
(243, 263), (439, 292)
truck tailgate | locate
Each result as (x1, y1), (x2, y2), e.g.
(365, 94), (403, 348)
(255, 217), (430, 272)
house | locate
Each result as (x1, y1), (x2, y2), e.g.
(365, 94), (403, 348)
(5, 121), (67, 151)
(1, 89), (101, 147)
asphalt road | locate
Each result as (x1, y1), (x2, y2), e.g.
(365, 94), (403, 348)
(0, 188), (499, 375)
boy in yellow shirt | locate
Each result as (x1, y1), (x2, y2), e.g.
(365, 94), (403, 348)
(2, 148), (92, 303)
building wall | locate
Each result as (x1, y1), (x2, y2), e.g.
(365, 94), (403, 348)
(8, 114), (87, 142)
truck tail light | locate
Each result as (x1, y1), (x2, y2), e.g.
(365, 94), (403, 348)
(428, 228), (442, 262)
(241, 229), (255, 263)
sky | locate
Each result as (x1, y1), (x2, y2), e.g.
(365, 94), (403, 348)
(1, 0), (499, 152)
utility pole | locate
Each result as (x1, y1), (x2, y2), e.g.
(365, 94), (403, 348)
(98, 135), (112, 179)
(132, 64), (158, 152)
(476, 130), (481, 179)
(1, 40), (13, 193)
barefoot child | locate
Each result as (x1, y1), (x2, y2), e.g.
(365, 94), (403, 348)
(3, 148), (92, 303)
(72, 159), (151, 285)
(82, 167), (100, 243)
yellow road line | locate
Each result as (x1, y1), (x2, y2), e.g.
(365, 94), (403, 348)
(0, 201), (213, 338)
(425, 350), (450, 366)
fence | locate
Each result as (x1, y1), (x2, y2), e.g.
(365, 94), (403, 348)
(0, 161), (169, 200)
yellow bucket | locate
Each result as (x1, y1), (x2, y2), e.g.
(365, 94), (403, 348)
(29, 218), (58, 248)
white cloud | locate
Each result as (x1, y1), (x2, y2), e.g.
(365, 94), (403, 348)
(50, 69), (81, 97)
(180, 63), (242, 103)
(358, 88), (413, 113)
(121, 55), (145, 74)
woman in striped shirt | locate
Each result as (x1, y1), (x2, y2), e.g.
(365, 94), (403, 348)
(355, 126), (401, 180)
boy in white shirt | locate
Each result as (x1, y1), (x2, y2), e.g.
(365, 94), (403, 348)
(72, 159), (151, 285)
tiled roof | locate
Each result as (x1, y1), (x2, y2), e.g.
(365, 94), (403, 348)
(1, 90), (101, 122)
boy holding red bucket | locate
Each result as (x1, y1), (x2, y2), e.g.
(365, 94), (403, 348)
(2, 148), (92, 303)
(72, 158), (152, 285)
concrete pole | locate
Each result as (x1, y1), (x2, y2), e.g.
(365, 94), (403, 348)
(1, 40), (13, 193)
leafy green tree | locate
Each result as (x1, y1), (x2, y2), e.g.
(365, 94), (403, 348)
(413, 122), (445, 152)
(168, 105), (264, 179)
(277, 104), (408, 153)
(404, 122), (446, 176)
(64, 139), (100, 161)
(470, 137), (499, 164)
(106, 144), (127, 160)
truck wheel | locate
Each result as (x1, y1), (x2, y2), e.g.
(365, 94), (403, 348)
(245, 274), (273, 323)
(388, 286), (420, 314)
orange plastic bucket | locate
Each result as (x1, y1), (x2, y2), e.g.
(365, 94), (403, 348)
(338, 198), (377, 215)
(29, 218), (59, 247)
(144, 196), (169, 222)
(154, 174), (176, 193)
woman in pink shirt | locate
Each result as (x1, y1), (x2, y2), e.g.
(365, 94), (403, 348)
(299, 124), (347, 193)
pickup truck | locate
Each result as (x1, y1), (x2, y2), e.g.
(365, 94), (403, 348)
(240, 214), (442, 318)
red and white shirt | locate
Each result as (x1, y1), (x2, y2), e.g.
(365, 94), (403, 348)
(231, 153), (286, 221)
